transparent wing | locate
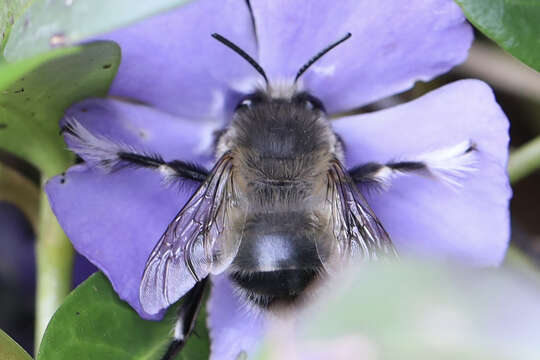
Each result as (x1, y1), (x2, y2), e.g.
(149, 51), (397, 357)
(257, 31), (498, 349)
(139, 154), (240, 315)
(326, 160), (397, 260)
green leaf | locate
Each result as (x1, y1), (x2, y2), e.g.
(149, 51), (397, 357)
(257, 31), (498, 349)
(38, 272), (210, 360)
(0, 0), (32, 57)
(456, 0), (540, 71)
(0, 41), (120, 177)
(256, 260), (540, 360)
(3, 0), (193, 62)
(0, 328), (32, 360)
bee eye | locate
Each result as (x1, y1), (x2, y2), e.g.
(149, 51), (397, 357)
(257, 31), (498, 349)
(239, 98), (252, 108)
(304, 99), (315, 110)
(236, 92), (265, 110)
(235, 98), (253, 111)
(294, 93), (325, 112)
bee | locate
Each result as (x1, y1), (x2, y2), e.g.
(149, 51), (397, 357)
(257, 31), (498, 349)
(63, 32), (476, 360)
(139, 32), (398, 359)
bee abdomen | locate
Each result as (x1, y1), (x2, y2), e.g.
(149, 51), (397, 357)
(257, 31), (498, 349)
(230, 269), (319, 308)
(229, 212), (327, 309)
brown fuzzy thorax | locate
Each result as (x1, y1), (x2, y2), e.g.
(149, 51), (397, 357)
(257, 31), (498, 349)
(219, 94), (341, 211)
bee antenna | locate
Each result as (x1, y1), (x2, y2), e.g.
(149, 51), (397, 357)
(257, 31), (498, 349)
(294, 32), (352, 83)
(211, 33), (269, 85)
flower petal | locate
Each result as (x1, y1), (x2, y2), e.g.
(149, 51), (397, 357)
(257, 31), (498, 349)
(332, 80), (511, 265)
(47, 99), (217, 318)
(64, 98), (215, 165)
(99, 0), (258, 119)
(207, 275), (266, 360)
(252, 0), (472, 114)
(46, 165), (197, 319)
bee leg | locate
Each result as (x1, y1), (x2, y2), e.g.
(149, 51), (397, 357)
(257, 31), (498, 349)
(117, 152), (208, 183)
(349, 161), (427, 190)
(61, 117), (208, 183)
(160, 277), (209, 360)
(349, 141), (477, 190)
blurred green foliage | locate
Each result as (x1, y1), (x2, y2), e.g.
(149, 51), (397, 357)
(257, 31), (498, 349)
(256, 258), (540, 360)
(3, 0), (194, 62)
(0, 0), (32, 58)
(457, 0), (540, 71)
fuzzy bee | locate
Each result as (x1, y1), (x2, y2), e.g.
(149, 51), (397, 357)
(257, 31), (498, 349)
(63, 32), (476, 359)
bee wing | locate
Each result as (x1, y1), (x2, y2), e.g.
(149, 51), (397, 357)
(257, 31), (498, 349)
(326, 160), (397, 260)
(139, 154), (240, 315)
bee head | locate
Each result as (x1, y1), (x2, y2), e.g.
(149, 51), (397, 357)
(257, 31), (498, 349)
(211, 32), (351, 163)
(223, 89), (343, 186)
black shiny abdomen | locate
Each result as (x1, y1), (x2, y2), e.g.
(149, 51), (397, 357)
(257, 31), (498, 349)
(230, 268), (320, 308)
(230, 212), (326, 308)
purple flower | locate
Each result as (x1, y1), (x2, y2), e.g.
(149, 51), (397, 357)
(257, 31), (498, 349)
(46, 0), (511, 358)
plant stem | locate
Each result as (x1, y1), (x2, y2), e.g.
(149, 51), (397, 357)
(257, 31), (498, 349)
(508, 136), (540, 183)
(34, 190), (73, 354)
